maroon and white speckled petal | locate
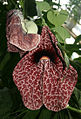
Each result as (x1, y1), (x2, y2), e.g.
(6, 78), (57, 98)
(13, 51), (43, 110)
(42, 59), (77, 112)
(6, 9), (40, 56)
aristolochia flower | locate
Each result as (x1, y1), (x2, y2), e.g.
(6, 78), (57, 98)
(12, 26), (78, 112)
(6, 9), (40, 56)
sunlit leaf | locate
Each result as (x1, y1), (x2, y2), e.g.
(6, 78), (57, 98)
(47, 10), (68, 26)
(36, 1), (51, 12)
(55, 32), (64, 43)
(54, 26), (70, 43)
(22, 20), (38, 34)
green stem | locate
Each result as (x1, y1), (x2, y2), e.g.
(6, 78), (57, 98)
(67, 105), (81, 113)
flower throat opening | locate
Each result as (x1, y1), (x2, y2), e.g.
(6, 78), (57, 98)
(34, 50), (56, 63)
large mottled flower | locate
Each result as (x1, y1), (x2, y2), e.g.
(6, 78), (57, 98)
(13, 26), (77, 112)
(6, 9), (40, 56)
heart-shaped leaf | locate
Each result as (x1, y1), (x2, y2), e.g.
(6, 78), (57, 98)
(47, 10), (68, 26)
(36, 1), (51, 12)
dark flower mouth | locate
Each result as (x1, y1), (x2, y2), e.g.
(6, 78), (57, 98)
(34, 49), (56, 63)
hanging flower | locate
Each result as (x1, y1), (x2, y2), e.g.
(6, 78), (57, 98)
(6, 9), (40, 56)
(12, 26), (78, 112)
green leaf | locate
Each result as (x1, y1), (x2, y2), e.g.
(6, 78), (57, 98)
(65, 44), (79, 51)
(55, 32), (64, 43)
(0, 87), (12, 118)
(47, 10), (68, 26)
(36, 1), (51, 12)
(64, 52), (70, 69)
(73, 88), (81, 108)
(21, 20), (38, 34)
(65, 44), (81, 58)
(23, 110), (40, 119)
(24, 0), (37, 18)
(38, 108), (52, 119)
(55, 26), (70, 43)
(74, 88), (81, 102)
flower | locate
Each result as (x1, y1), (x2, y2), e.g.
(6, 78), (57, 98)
(13, 26), (77, 112)
(6, 9), (40, 57)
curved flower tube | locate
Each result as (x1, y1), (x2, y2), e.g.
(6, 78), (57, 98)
(6, 9), (40, 56)
(13, 26), (77, 112)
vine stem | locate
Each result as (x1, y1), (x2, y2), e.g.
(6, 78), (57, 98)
(67, 105), (81, 113)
